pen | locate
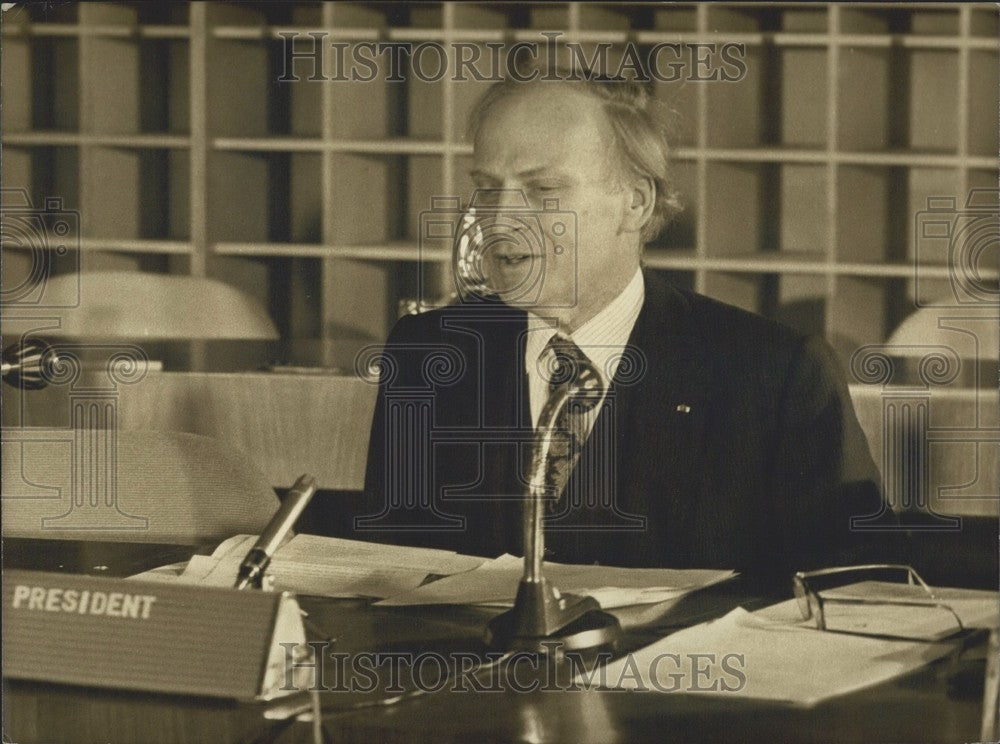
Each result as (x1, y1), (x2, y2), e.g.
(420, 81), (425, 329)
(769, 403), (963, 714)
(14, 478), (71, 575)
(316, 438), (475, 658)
(234, 474), (317, 591)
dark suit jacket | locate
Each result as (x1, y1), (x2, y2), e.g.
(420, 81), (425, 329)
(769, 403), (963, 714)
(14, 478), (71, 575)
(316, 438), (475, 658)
(352, 271), (899, 585)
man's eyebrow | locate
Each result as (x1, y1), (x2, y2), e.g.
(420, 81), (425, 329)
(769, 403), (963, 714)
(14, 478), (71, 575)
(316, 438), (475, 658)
(519, 167), (569, 180)
(468, 166), (569, 181)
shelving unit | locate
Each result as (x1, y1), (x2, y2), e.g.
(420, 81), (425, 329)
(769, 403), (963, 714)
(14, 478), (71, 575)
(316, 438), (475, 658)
(3, 2), (997, 368)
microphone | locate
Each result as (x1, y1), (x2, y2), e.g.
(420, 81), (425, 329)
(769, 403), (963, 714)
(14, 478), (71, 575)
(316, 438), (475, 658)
(523, 353), (603, 583)
(234, 474), (317, 591)
(1, 339), (58, 390)
(485, 350), (620, 653)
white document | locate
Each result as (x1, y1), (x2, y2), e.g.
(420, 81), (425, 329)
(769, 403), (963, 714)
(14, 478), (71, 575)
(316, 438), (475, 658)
(132, 534), (486, 599)
(582, 606), (954, 706)
(127, 561), (190, 582)
(375, 553), (735, 608)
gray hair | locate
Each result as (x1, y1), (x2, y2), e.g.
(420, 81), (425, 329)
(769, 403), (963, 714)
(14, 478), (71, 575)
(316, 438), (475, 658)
(466, 74), (683, 244)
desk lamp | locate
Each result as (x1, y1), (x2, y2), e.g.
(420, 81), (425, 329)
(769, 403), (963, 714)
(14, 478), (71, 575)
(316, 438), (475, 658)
(3, 270), (279, 376)
(26, 270), (279, 342)
(884, 305), (997, 386)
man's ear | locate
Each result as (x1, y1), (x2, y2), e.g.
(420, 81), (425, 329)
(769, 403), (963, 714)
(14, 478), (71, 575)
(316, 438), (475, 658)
(622, 175), (655, 235)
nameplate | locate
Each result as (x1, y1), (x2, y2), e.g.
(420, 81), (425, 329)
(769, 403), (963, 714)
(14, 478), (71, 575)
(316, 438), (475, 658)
(2, 570), (306, 701)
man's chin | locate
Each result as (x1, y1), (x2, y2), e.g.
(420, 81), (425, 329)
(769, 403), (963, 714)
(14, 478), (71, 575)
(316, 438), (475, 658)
(494, 290), (572, 314)
(480, 273), (570, 310)
(484, 278), (530, 303)
(493, 285), (541, 306)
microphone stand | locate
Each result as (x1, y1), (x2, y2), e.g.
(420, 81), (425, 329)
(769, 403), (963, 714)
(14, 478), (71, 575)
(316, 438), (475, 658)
(484, 373), (621, 655)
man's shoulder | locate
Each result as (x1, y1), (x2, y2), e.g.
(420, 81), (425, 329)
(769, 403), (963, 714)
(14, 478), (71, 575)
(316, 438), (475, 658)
(689, 290), (802, 345)
(643, 274), (851, 408)
(644, 272), (806, 353)
(386, 300), (526, 344)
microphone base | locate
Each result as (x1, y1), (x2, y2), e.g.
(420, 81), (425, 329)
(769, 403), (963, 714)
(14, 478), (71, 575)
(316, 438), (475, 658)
(484, 579), (621, 655)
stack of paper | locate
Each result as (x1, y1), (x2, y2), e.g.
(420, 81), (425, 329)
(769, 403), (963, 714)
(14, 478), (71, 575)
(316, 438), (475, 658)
(375, 553), (735, 609)
(131, 534), (486, 599)
(581, 606), (955, 706)
(584, 581), (998, 705)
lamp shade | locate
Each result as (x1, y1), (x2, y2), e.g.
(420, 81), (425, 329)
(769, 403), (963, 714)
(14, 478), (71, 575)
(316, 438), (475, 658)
(887, 306), (998, 360)
(35, 271), (279, 341)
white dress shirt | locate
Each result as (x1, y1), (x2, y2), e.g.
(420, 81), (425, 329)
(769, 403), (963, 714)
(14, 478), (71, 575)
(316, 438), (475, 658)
(524, 268), (646, 432)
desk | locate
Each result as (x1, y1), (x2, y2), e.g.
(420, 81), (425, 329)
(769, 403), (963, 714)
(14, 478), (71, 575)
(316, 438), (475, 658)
(2, 539), (989, 744)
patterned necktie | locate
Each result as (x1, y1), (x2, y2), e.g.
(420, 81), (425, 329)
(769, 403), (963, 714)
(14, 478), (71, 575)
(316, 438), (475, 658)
(538, 333), (604, 511)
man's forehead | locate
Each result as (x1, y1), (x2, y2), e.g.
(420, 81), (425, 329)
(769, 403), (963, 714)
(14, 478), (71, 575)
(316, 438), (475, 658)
(472, 84), (611, 168)
(479, 83), (605, 131)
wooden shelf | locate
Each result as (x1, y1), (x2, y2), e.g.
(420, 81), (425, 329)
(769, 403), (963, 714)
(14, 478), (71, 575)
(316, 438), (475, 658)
(3, 235), (193, 255)
(2, 24), (192, 39)
(3, 1), (997, 368)
(213, 241), (448, 262)
(644, 250), (999, 281)
(670, 147), (995, 168)
(190, 25), (1000, 49)
(5, 132), (190, 148)
(211, 138), (462, 155)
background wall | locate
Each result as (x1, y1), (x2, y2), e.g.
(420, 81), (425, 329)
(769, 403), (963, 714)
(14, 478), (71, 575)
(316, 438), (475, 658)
(2, 1), (998, 372)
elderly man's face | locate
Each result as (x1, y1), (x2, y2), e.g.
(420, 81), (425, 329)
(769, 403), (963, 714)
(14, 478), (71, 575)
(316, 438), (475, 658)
(470, 84), (641, 328)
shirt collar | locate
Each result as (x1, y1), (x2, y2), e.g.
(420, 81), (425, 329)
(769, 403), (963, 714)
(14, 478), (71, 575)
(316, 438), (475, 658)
(524, 268), (645, 388)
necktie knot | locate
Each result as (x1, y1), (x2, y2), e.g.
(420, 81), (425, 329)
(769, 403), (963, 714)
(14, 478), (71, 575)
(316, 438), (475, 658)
(544, 333), (604, 401)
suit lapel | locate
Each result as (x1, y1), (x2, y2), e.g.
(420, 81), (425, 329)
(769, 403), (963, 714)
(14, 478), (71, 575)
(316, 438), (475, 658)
(625, 274), (707, 535)
(562, 271), (708, 549)
(492, 310), (533, 549)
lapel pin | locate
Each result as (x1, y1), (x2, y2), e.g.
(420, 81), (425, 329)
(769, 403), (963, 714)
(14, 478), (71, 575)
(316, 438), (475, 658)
(676, 404), (691, 413)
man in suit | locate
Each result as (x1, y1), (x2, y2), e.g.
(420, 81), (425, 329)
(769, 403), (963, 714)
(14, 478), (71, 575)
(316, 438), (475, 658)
(354, 75), (897, 587)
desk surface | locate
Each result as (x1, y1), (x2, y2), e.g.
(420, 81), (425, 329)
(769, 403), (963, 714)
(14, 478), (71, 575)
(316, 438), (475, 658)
(2, 539), (990, 744)
(3, 537), (203, 576)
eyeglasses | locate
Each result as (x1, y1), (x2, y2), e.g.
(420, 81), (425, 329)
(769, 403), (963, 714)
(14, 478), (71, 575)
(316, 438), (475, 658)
(793, 564), (965, 641)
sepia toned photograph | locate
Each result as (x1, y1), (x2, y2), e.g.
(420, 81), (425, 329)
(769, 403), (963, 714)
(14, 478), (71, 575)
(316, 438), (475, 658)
(1, 2), (997, 742)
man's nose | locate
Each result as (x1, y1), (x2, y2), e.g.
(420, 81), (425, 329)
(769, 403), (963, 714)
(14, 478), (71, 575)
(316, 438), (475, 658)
(476, 188), (529, 212)
(497, 187), (529, 210)
(494, 190), (536, 239)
